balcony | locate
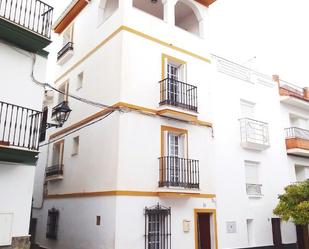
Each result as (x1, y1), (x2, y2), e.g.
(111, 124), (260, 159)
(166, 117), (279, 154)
(0, 101), (42, 164)
(278, 80), (309, 110)
(158, 156), (199, 190)
(45, 165), (63, 181)
(0, 0), (53, 53)
(246, 183), (262, 197)
(57, 42), (74, 65)
(285, 127), (309, 157)
(239, 118), (270, 151)
(158, 78), (198, 122)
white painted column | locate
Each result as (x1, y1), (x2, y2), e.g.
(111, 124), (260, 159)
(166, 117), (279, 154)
(162, 0), (175, 26)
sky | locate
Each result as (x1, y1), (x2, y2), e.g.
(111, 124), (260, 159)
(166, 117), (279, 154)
(45, 0), (309, 87)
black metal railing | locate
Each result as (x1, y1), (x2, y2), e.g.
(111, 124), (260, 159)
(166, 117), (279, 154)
(246, 183), (262, 196)
(159, 78), (198, 112)
(45, 165), (63, 177)
(0, 101), (42, 150)
(57, 42), (74, 61)
(285, 127), (309, 140)
(0, 0), (53, 39)
(159, 156), (199, 189)
(239, 118), (269, 146)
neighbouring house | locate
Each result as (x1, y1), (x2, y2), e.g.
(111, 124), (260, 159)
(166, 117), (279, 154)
(0, 0), (53, 248)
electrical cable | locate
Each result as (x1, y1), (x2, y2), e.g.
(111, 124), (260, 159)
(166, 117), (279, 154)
(39, 109), (115, 147)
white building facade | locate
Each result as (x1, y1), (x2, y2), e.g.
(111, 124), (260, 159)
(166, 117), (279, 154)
(0, 0), (53, 248)
(32, 1), (300, 249)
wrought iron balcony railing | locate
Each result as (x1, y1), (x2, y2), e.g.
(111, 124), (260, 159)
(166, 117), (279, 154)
(0, 0), (53, 39)
(285, 127), (309, 140)
(45, 165), (63, 178)
(159, 156), (199, 189)
(0, 101), (42, 150)
(159, 78), (198, 112)
(239, 118), (269, 147)
(246, 183), (262, 196)
(57, 42), (74, 61)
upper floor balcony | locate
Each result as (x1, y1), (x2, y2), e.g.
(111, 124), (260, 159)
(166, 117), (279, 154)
(159, 78), (198, 112)
(158, 156), (199, 190)
(0, 0), (53, 53)
(0, 100), (42, 164)
(57, 42), (74, 64)
(278, 80), (309, 110)
(285, 127), (309, 157)
(239, 118), (270, 151)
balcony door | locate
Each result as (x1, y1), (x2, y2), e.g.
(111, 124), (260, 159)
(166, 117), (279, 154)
(167, 132), (184, 185)
(167, 62), (180, 105)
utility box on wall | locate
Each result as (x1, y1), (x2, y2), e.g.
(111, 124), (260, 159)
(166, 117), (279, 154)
(0, 213), (13, 246)
(183, 220), (191, 233)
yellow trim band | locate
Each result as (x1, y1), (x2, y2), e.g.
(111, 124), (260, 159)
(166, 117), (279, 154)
(55, 25), (211, 83)
(46, 190), (216, 199)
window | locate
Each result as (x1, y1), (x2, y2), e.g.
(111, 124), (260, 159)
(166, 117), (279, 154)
(46, 208), (59, 239)
(72, 136), (79, 156)
(145, 204), (171, 249)
(58, 81), (69, 104)
(246, 219), (254, 246)
(77, 72), (83, 90)
(244, 161), (262, 196)
(46, 141), (64, 178)
(240, 99), (255, 119)
(96, 216), (101, 226)
(63, 25), (73, 46)
(163, 55), (186, 82)
(98, 0), (119, 26)
(52, 141), (64, 167)
(295, 165), (309, 182)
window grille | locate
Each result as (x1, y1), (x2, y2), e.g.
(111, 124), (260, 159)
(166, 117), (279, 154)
(145, 204), (171, 249)
(46, 208), (59, 239)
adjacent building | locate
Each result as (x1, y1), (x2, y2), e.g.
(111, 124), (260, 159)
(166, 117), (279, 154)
(0, 0), (53, 248)
(30, 0), (303, 249)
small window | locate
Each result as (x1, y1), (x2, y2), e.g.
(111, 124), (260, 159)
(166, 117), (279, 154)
(145, 204), (171, 249)
(58, 81), (69, 104)
(96, 216), (101, 226)
(240, 99), (255, 119)
(72, 136), (79, 156)
(46, 208), (59, 240)
(245, 161), (262, 196)
(77, 72), (83, 90)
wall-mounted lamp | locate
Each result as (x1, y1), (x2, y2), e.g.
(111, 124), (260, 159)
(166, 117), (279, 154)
(46, 101), (72, 129)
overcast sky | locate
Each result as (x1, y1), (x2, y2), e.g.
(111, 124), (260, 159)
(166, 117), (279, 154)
(46, 0), (309, 86)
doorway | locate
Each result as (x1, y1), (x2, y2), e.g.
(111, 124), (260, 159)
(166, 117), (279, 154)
(195, 209), (217, 249)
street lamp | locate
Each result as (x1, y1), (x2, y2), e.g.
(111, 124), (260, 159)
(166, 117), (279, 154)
(46, 101), (72, 129)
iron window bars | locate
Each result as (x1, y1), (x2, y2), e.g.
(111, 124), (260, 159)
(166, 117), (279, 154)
(0, 100), (42, 150)
(0, 0), (53, 39)
(46, 208), (59, 239)
(159, 78), (198, 112)
(159, 156), (199, 189)
(145, 204), (171, 249)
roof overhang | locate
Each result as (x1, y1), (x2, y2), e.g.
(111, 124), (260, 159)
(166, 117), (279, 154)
(194, 0), (217, 7)
(53, 0), (90, 34)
